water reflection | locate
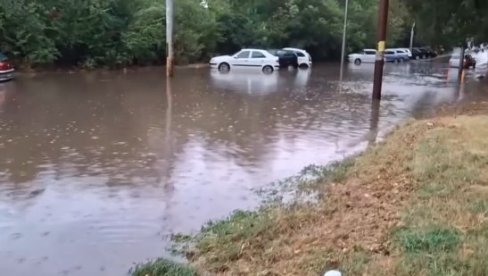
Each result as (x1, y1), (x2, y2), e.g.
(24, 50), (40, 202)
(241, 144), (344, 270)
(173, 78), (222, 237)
(0, 64), (479, 275)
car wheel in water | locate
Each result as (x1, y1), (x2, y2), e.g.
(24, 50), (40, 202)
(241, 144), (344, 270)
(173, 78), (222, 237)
(354, 59), (361, 65)
(395, 59), (400, 64)
(218, 63), (230, 72)
(262, 65), (274, 74)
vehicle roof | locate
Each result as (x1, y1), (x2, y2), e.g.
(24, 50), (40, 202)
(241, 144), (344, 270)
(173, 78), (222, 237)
(283, 47), (307, 52)
(241, 48), (267, 51)
(363, 49), (376, 51)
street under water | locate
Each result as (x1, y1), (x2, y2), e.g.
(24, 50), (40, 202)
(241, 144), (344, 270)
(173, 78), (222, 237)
(0, 63), (486, 275)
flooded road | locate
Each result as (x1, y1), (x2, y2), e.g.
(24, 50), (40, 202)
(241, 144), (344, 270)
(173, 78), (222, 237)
(0, 63), (484, 275)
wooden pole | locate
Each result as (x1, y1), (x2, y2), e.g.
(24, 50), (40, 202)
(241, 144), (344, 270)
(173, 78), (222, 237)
(166, 0), (174, 77)
(372, 0), (389, 101)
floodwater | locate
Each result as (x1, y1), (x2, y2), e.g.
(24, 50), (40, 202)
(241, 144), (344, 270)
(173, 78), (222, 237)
(0, 63), (485, 275)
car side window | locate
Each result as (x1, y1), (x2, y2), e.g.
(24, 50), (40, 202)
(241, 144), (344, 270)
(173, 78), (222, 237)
(251, 51), (266, 58)
(385, 51), (394, 54)
(236, 51), (250, 59)
(364, 50), (376, 55)
(296, 52), (306, 57)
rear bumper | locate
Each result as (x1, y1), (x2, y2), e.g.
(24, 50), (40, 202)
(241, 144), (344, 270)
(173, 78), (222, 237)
(0, 69), (14, 81)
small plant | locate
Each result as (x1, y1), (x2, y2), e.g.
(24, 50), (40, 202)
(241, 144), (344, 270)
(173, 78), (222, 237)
(130, 258), (197, 276)
(395, 227), (461, 253)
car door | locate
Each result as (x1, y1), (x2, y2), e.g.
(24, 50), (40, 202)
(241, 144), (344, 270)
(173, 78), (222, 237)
(364, 50), (376, 63)
(231, 50), (251, 67)
(250, 50), (267, 67)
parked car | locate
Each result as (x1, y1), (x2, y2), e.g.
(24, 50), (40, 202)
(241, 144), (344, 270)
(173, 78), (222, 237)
(384, 50), (402, 63)
(389, 48), (410, 62)
(464, 54), (477, 69)
(420, 47), (437, 58)
(348, 49), (376, 65)
(411, 48), (424, 60)
(268, 49), (298, 69)
(209, 49), (280, 74)
(397, 48), (412, 58)
(449, 52), (476, 69)
(0, 52), (14, 82)
(283, 47), (312, 68)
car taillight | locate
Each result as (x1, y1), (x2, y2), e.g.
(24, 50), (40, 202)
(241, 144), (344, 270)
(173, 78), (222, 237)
(0, 61), (11, 70)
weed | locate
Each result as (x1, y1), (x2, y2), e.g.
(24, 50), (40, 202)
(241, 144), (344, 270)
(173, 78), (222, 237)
(130, 258), (197, 276)
(395, 227), (461, 253)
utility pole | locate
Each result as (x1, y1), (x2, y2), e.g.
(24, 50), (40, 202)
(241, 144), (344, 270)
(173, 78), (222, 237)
(372, 0), (389, 101)
(339, 0), (349, 83)
(409, 22), (415, 50)
(166, 0), (174, 77)
(458, 45), (466, 81)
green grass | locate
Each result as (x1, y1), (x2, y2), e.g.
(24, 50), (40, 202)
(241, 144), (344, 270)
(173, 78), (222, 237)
(258, 157), (356, 199)
(131, 259), (197, 276)
(395, 227), (461, 253)
(392, 116), (488, 275)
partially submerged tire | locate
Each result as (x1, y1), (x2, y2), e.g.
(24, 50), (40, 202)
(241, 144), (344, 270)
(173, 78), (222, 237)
(218, 62), (230, 72)
(354, 59), (361, 65)
(262, 65), (274, 74)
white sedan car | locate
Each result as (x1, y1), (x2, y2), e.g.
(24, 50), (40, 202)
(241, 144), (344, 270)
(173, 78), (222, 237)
(210, 49), (280, 73)
(348, 49), (377, 65)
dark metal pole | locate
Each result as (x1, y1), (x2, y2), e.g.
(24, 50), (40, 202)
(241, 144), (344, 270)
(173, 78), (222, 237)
(372, 0), (389, 101)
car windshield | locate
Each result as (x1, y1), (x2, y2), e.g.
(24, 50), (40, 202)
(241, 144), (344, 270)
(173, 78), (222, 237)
(0, 53), (7, 61)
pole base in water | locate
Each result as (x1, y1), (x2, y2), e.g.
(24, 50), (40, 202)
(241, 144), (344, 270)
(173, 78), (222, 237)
(166, 56), (174, 78)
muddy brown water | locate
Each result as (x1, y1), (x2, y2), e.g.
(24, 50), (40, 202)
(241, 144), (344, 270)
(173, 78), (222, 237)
(0, 63), (485, 275)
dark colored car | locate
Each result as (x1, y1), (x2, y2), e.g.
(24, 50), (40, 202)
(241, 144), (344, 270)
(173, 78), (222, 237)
(268, 49), (298, 69)
(419, 47), (437, 58)
(464, 54), (476, 69)
(0, 53), (14, 82)
(411, 48), (424, 60)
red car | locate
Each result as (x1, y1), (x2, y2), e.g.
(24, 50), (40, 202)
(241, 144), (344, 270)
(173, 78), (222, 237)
(0, 53), (15, 82)
(464, 54), (476, 69)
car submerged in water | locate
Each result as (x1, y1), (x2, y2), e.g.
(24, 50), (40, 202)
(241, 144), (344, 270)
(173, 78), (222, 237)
(209, 49), (280, 74)
(349, 48), (410, 65)
(267, 49), (299, 69)
(0, 52), (14, 82)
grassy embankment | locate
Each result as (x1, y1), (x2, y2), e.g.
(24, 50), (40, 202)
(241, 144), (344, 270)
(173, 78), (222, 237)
(133, 102), (488, 276)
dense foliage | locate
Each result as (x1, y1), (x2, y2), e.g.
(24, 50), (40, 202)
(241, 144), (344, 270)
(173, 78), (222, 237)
(0, 0), (443, 67)
(401, 0), (488, 48)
